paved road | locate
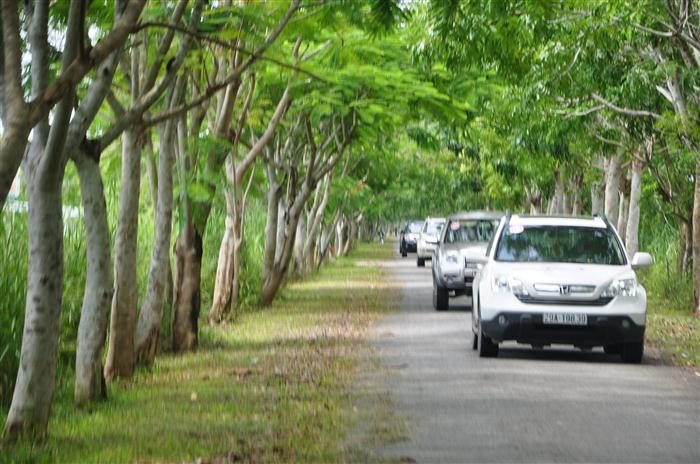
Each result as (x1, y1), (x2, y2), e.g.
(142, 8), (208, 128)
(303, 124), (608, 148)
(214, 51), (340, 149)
(372, 246), (700, 463)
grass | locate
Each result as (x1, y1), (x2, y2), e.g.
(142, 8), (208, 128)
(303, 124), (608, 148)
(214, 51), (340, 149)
(637, 250), (700, 369)
(645, 295), (700, 368)
(2, 242), (399, 463)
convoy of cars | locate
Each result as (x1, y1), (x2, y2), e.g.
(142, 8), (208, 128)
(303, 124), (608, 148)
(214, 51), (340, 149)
(399, 211), (653, 364)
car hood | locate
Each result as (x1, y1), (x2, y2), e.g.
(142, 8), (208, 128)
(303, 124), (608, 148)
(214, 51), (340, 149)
(440, 242), (488, 259)
(488, 262), (635, 294)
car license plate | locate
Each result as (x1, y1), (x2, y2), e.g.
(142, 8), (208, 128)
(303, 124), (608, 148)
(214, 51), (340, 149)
(542, 313), (587, 326)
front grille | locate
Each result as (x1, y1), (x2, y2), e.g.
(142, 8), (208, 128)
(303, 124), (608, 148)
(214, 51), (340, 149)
(465, 276), (474, 284)
(515, 295), (613, 306)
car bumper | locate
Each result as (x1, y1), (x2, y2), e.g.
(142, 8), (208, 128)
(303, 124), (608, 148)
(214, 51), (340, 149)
(417, 242), (439, 258)
(481, 312), (645, 346)
(478, 289), (646, 346)
(437, 267), (477, 292)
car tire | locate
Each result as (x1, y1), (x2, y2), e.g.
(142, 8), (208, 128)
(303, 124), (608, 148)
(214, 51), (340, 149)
(400, 243), (407, 257)
(417, 257), (425, 267)
(603, 344), (621, 355)
(621, 341), (644, 364)
(433, 282), (449, 311)
(478, 324), (499, 358)
(472, 332), (478, 350)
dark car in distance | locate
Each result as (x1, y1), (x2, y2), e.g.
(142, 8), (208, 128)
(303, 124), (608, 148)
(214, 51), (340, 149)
(400, 220), (424, 257)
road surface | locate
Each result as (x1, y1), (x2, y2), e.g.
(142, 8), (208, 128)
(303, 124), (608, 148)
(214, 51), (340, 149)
(371, 245), (700, 463)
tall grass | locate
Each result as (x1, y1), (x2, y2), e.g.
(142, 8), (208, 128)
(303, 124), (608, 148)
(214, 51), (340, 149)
(0, 210), (88, 411)
(0, 160), (272, 413)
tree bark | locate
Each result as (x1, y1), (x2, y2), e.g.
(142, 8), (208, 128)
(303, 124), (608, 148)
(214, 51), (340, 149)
(4, 152), (64, 439)
(105, 129), (141, 380)
(172, 226), (203, 352)
(617, 192), (629, 242)
(74, 152), (112, 406)
(604, 155), (622, 222)
(591, 181), (604, 215)
(693, 155), (700, 314)
(571, 173), (583, 215)
(625, 158), (643, 256)
(134, 119), (177, 363)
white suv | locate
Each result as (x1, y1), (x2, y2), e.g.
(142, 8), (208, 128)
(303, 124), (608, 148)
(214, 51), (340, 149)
(471, 214), (653, 363)
(417, 217), (446, 267)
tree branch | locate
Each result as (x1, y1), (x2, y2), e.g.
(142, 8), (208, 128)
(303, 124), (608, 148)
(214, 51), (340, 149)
(27, 0), (147, 126)
(591, 93), (662, 120)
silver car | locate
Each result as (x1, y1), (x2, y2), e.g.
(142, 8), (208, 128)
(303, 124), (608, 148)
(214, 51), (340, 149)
(417, 217), (446, 267)
(432, 211), (503, 311)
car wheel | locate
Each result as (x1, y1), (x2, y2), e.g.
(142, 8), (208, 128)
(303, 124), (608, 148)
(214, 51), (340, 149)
(433, 282), (449, 311)
(417, 257), (425, 267)
(603, 344), (621, 355)
(472, 331), (478, 350)
(621, 341), (644, 364)
(478, 324), (499, 358)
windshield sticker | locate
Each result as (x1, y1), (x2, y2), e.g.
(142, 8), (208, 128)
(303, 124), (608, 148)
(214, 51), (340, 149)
(450, 222), (460, 230)
(508, 224), (525, 234)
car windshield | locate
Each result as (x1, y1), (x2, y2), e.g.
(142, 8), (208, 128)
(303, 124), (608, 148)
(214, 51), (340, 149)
(495, 225), (625, 265)
(423, 220), (445, 234)
(444, 220), (497, 244)
(407, 222), (423, 233)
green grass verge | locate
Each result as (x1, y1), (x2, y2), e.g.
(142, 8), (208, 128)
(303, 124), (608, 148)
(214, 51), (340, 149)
(2, 242), (398, 463)
(646, 296), (700, 368)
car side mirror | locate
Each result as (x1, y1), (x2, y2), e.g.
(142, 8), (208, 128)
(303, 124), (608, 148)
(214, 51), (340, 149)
(631, 252), (653, 269)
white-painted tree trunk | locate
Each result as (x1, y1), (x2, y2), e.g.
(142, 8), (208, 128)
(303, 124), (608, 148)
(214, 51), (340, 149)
(625, 158), (643, 257)
(74, 153), (113, 405)
(604, 155), (622, 222)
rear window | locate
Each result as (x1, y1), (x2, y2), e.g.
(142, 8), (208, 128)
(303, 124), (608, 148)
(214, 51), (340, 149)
(407, 222), (423, 233)
(495, 225), (625, 265)
(423, 220), (445, 234)
(444, 220), (498, 244)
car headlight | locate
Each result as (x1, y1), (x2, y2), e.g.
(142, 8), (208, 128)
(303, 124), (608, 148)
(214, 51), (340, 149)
(445, 253), (460, 264)
(491, 276), (529, 296)
(602, 278), (638, 298)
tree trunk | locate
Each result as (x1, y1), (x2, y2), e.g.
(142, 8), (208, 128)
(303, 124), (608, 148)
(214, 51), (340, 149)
(172, 226), (203, 352)
(294, 215), (307, 275)
(571, 174), (583, 215)
(591, 181), (604, 215)
(210, 214), (243, 323)
(210, 160), (245, 323)
(134, 122), (176, 364)
(693, 155), (700, 314)
(4, 153), (64, 439)
(551, 169), (565, 215)
(617, 192), (629, 242)
(604, 155), (622, 222)
(74, 152), (112, 406)
(105, 129), (141, 380)
(625, 158), (643, 256)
